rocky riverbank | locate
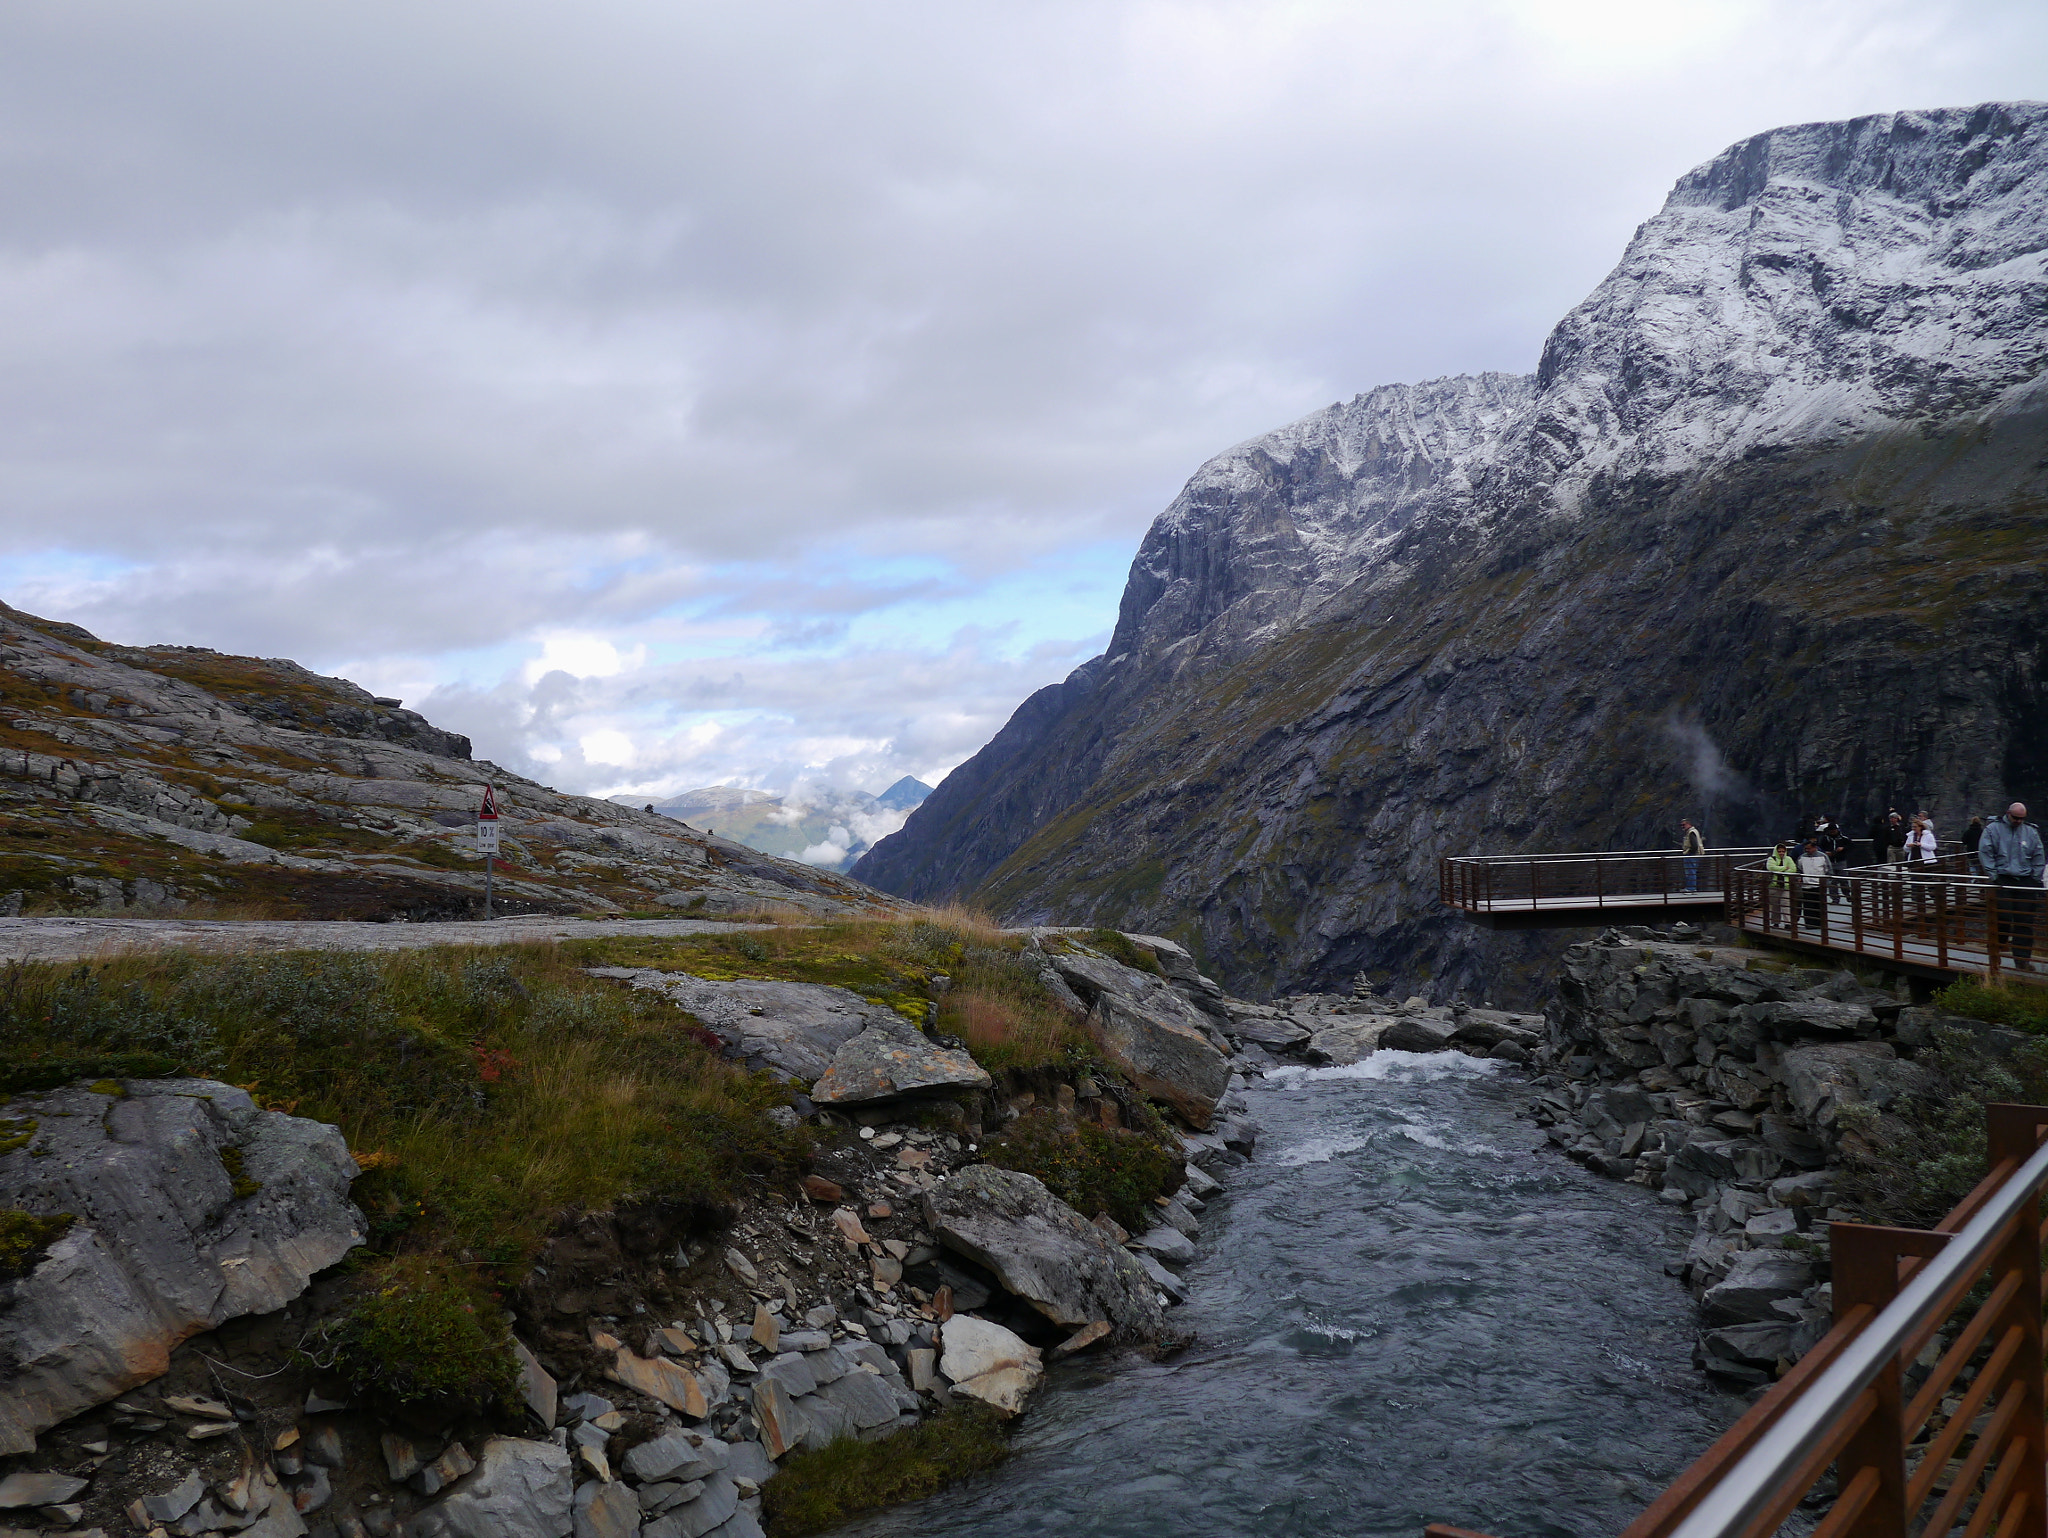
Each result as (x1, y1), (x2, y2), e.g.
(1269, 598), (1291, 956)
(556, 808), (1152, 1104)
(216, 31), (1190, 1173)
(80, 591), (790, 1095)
(1522, 923), (2035, 1391)
(0, 926), (1288, 1538)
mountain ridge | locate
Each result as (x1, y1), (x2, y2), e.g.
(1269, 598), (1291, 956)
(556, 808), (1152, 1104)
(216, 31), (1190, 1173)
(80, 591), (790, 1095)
(854, 101), (2048, 1003)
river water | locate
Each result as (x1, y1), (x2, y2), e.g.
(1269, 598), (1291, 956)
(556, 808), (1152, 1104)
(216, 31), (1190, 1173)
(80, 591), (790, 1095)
(841, 1051), (1741, 1538)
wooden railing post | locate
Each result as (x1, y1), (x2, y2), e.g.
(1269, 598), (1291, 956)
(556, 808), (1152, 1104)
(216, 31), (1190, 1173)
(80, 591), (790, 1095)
(1984, 1105), (2048, 1538)
(1829, 1223), (1953, 1536)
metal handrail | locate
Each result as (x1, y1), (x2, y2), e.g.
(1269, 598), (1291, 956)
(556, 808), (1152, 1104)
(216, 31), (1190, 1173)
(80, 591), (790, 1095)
(1667, 1131), (2048, 1538)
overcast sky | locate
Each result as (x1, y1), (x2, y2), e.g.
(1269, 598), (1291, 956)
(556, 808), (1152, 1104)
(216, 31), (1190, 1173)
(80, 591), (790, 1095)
(1, 1), (2041, 800)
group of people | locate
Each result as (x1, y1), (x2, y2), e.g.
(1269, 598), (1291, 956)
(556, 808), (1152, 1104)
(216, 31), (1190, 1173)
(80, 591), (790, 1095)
(1744, 802), (2047, 969)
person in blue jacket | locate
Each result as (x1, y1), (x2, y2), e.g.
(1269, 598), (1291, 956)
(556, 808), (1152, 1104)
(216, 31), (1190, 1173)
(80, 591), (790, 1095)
(1979, 802), (2047, 970)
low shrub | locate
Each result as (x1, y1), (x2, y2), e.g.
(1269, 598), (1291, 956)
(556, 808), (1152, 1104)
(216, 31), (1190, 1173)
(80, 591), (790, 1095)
(1930, 977), (2048, 1034)
(982, 1111), (1180, 1231)
(760, 1404), (1010, 1535)
(318, 1256), (519, 1414)
(1835, 1026), (2048, 1227)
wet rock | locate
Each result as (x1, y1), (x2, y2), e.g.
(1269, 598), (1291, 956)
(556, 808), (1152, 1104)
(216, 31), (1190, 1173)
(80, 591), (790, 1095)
(1304, 1020), (1389, 1065)
(1702, 1251), (1814, 1326)
(0, 1078), (364, 1455)
(402, 1436), (571, 1538)
(1379, 1017), (1457, 1054)
(1131, 1225), (1196, 1269)
(810, 1023), (992, 1105)
(922, 1166), (1169, 1341)
(937, 1315), (1044, 1416)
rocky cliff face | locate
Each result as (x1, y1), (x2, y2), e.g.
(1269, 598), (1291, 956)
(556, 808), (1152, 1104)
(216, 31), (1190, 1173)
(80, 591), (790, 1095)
(856, 102), (2048, 1003)
(0, 605), (898, 920)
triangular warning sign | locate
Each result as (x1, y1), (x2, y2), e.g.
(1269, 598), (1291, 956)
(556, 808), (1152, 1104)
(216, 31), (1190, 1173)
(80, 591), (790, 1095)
(479, 785), (500, 820)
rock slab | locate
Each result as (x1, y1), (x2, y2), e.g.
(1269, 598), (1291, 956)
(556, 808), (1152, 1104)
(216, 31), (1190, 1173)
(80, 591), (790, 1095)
(923, 1166), (1168, 1342)
(0, 1078), (364, 1455)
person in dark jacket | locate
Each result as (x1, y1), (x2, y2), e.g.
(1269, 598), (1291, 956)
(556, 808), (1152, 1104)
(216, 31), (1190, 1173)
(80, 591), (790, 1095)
(1980, 803), (2047, 970)
(1965, 816), (1987, 874)
(1867, 810), (1892, 869)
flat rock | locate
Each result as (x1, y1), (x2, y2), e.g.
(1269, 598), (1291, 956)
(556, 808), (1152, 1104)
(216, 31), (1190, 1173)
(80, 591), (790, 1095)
(1305, 1021), (1390, 1065)
(0, 1078), (364, 1455)
(0, 1472), (88, 1508)
(644, 1472), (739, 1538)
(572, 1480), (639, 1538)
(606, 974), (905, 1082)
(623, 1432), (727, 1485)
(937, 1315), (1044, 1416)
(1131, 1226), (1196, 1269)
(1226, 1014), (1310, 1048)
(810, 1023), (992, 1105)
(402, 1437), (572, 1538)
(922, 1166), (1169, 1342)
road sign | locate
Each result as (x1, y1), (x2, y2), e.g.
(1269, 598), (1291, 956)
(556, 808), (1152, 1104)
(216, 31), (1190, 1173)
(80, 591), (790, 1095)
(477, 785), (499, 920)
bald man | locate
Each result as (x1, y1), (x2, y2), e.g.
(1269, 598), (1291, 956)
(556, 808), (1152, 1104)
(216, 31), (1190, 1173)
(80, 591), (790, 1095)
(1979, 802), (2046, 970)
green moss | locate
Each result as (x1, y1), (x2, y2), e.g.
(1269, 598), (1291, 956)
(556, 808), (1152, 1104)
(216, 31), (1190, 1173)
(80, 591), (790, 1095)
(0, 1117), (34, 1156)
(0, 1053), (178, 1096)
(220, 1145), (263, 1200)
(0, 1209), (72, 1279)
(86, 1078), (127, 1097)
(982, 1111), (1180, 1231)
(761, 1404), (1010, 1536)
(323, 1256), (519, 1414)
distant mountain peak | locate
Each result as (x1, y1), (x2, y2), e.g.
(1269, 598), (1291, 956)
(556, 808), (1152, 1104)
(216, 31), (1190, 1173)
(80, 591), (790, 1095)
(876, 776), (934, 812)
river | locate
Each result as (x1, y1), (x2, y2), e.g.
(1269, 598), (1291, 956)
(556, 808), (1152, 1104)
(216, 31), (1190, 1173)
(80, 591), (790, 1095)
(840, 1050), (1741, 1538)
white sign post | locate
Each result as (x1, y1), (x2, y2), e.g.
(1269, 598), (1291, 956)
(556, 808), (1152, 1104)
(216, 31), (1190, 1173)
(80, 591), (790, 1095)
(477, 786), (500, 920)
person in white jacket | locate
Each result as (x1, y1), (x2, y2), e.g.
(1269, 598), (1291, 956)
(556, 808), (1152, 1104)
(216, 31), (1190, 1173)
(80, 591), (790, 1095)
(1795, 839), (1832, 929)
(1908, 817), (1938, 862)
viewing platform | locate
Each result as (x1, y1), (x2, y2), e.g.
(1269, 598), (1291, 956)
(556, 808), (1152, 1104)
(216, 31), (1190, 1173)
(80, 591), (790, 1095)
(1442, 847), (2035, 983)
(1438, 848), (1770, 930)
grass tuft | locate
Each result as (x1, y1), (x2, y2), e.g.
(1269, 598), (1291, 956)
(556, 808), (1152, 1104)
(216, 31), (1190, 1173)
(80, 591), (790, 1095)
(760, 1404), (1010, 1535)
(1930, 977), (2048, 1033)
(982, 1111), (1180, 1231)
(317, 1254), (520, 1415)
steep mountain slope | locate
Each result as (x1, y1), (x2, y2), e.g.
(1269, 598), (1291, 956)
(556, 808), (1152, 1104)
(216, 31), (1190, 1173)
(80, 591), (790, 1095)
(0, 605), (898, 919)
(856, 102), (2048, 1001)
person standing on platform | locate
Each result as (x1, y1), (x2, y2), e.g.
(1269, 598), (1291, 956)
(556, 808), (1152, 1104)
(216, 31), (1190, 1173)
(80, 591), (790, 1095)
(1767, 842), (1798, 926)
(1795, 838), (1831, 930)
(1979, 803), (2046, 971)
(1965, 816), (1987, 874)
(1680, 819), (1705, 893)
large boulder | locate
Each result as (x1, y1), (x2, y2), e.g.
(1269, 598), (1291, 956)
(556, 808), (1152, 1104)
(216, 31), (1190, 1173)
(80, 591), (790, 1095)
(1049, 950), (1229, 1126)
(403, 1437), (572, 1538)
(810, 1023), (992, 1105)
(1306, 1019), (1393, 1065)
(591, 971), (905, 1082)
(1778, 1041), (1932, 1129)
(1379, 1016), (1457, 1054)
(0, 1079), (364, 1455)
(922, 1166), (1170, 1343)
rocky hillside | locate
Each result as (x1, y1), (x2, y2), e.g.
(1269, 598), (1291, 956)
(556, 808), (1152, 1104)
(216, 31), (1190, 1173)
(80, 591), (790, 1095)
(856, 102), (2048, 1003)
(0, 604), (895, 921)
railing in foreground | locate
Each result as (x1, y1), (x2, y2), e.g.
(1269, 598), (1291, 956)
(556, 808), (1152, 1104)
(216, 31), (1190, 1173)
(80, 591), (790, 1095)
(1726, 860), (2027, 981)
(1426, 1103), (2048, 1538)
(1440, 849), (1774, 911)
